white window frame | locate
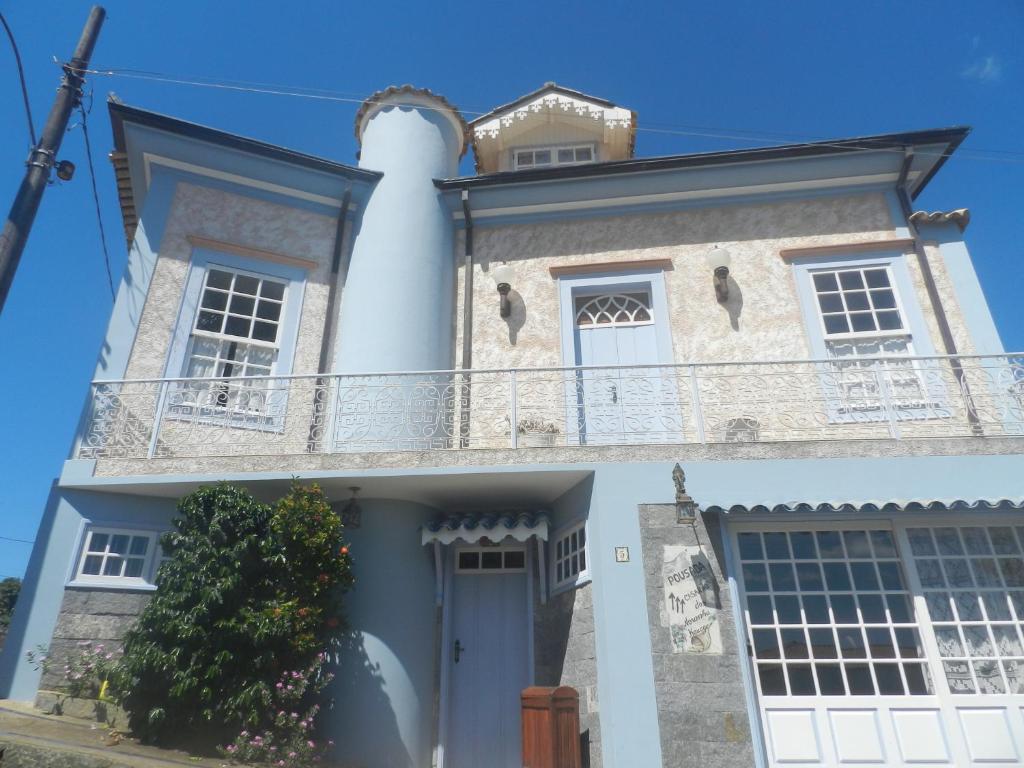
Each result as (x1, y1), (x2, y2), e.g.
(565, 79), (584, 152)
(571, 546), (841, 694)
(162, 249), (307, 430)
(513, 143), (596, 170)
(792, 252), (942, 421)
(69, 526), (161, 589)
(550, 519), (590, 593)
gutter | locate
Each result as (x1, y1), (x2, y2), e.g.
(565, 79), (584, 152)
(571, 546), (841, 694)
(895, 150), (981, 433)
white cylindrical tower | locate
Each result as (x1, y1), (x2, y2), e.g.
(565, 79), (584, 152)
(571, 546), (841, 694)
(333, 86), (467, 374)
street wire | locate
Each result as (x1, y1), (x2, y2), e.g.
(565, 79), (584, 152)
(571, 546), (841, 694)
(80, 66), (1024, 165)
(0, 10), (37, 146)
(0, 535), (34, 544)
(78, 100), (116, 299)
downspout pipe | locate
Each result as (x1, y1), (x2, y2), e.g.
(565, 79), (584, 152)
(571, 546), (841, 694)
(895, 151), (981, 433)
(461, 189), (474, 370)
(308, 184), (352, 451)
(318, 183), (353, 374)
(459, 188), (474, 447)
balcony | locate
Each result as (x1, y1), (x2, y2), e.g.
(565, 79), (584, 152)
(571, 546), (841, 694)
(75, 354), (1024, 462)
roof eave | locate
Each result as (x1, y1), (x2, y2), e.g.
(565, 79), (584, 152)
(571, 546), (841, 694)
(440, 126), (971, 192)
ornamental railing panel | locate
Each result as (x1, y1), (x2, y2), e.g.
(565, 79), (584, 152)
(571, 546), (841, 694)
(74, 354), (1024, 460)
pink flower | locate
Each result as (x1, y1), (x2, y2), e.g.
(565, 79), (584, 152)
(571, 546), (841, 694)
(288, 753), (297, 759)
(240, 731), (249, 738)
(226, 745), (236, 753)
(327, 740), (335, 747)
(276, 682), (284, 689)
(290, 712), (299, 719)
(277, 762), (285, 767)
(307, 740), (316, 748)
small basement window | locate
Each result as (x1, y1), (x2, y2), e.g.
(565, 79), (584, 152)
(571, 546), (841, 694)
(514, 144), (595, 170)
(552, 520), (590, 591)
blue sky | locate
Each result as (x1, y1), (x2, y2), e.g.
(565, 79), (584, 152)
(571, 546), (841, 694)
(0, 1), (1021, 578)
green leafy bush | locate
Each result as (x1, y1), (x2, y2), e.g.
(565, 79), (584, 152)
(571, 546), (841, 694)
(114, 482), (353, 748)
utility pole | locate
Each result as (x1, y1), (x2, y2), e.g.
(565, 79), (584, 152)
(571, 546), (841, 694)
(0, 5), (106, 314)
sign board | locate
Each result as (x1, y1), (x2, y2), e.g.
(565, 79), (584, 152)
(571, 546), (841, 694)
(662, 545), (722, 655)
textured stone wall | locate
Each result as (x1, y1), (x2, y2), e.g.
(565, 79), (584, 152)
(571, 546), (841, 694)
(638, 503), (755, 768)
(124, 182), (338, 381)
(40, 589), (150, 691)
(457, 193), (975, 371)
(533, 580), (601, 768)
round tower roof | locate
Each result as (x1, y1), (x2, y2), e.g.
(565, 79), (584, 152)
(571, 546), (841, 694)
(354, 85), (470, 158)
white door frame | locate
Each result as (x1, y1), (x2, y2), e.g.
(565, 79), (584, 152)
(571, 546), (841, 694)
(436, 541), (536, 768)
(556, 268), (675, 369)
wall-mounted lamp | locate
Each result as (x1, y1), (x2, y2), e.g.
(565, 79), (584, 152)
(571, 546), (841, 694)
(672, 463), (698, 522)
(705, 246), (732, 303)
(493, 263), (514, 318)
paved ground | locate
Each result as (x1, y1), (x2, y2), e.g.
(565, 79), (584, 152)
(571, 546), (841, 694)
(0, 700), (226, 767)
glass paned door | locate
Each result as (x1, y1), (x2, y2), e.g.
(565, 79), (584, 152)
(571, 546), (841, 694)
(734, 520), (1024, 767)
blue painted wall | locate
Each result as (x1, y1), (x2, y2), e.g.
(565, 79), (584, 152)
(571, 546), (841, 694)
(0, 489), (177, 700)
(916, 220), (1005, 355)
(327, 498), (440, 768)
(333, 99), (462, 374)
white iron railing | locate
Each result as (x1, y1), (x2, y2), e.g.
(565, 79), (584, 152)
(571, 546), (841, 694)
(75, 354), (1024, 460)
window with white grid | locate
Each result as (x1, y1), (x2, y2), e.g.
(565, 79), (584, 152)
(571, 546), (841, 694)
(808, 265), (927, 410)
(514, 144), (594, 170)
(552, 521), (589, 590)
(75, 527), (157, 584)
(907, 525), (1024, 695)
(176, 265), (290, 415)
(738, 528), (933, 697)
(185, 266), (286, 379)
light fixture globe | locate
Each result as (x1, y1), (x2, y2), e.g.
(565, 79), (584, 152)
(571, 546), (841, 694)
(705, 246), (732, 303)
(705, 245), (732, 274)
(493, 263), (514, 318)
(492, 263), (515, 288)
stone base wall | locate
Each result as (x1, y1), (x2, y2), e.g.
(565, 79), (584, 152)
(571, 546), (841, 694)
(534, 580), (601, 768)
(638, 503), (756, 768)
(41, 588), (150, 690)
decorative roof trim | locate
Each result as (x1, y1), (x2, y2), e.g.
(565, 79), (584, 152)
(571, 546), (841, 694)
(354, 85), (470, 158)
(910, 208), (970, 232)
(706, 498), (1024, 516)
(469, 82), (622, 125)
(421, 510), (550, 546)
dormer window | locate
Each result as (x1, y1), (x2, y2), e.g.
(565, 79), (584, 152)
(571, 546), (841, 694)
(514, 144), (595, 170)
(471, 83), (634, 173)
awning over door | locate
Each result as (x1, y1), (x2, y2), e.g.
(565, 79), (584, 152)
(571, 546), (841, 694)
(421, 510), (550, 546)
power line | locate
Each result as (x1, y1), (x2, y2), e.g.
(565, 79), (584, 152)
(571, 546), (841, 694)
(0, 10), (37, 146)
(79, 66), (1024, 165)
(78, 101), (116, 299)
(0, 535), (34, 544)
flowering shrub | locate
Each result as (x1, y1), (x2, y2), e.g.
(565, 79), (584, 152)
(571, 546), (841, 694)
(114, 482), (354, 747)
(220, 654), (335, 767)
(62, 641), (121, 699)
